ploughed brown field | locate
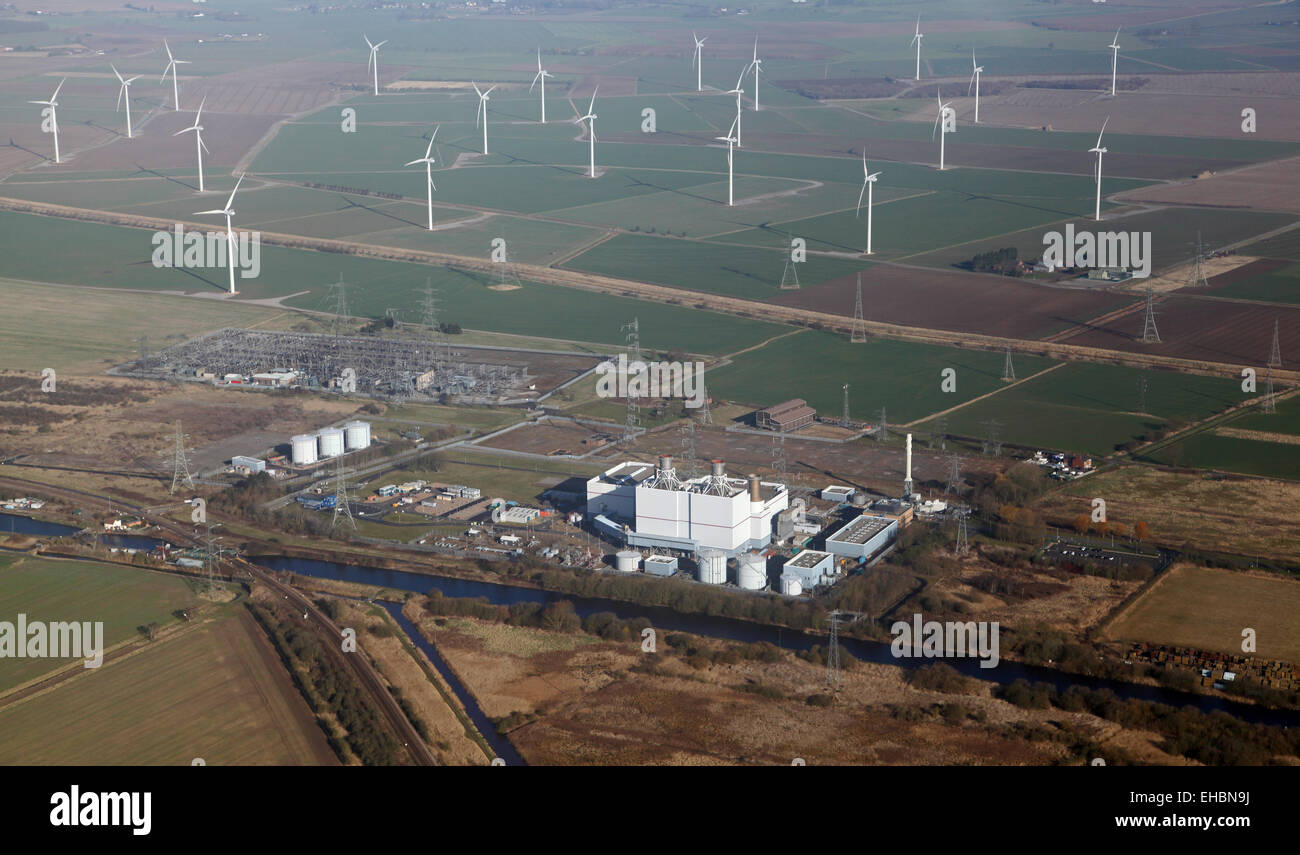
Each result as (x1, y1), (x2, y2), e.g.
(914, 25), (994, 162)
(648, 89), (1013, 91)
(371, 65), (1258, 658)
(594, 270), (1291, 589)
(60, 112), (280, 172)
(769, 265), (1119, 340)
(1117, 156), (1300, 213)
(1054, 294), (1300, 366)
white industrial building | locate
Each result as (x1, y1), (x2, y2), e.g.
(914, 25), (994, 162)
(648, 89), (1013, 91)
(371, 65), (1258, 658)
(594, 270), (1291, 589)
(825, 514), (898, 561)
(587, 457), (788, 558)
(781, 549), (835, 589)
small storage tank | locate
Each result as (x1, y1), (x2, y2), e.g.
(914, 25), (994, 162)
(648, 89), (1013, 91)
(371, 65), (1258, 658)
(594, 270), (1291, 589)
(697, 549), (726, 585)
(291, 434), (318, 466)
(317, 428), (345, 458)
(614, 550), (641, 572)
(779, 574), (803, 597)
(343, 420), (371, 451)
(737, 551), (767, 590)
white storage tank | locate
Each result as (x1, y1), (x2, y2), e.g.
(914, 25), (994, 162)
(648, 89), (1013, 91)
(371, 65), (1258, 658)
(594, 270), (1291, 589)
(779, 574), (803, 597)
(317, 428), (345, 459)
(343, 420), (371, 451)
(614, 550), (641, 572)
(737, 551), (767, 590)
(291, 434), (318, 466)
(697, 549), (726, 585)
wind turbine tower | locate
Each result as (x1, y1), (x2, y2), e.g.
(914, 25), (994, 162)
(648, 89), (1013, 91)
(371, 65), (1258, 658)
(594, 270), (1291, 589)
(112, 65), (141, 139)
(576, 87), (598, 178)
(969, 49), (984, 123)
(857, 150), (881, 255)
(530, 49), (553, 123)
(747, 38), (763, 110)
(932, 88), (953, 171)
(717, 117), (737, 205)
(28, 78), (64, 164)
(726, 68), (745, 147)
(193, 172), (246, 295)
(174, 96), (208, 192)
(473, 81), (497, 155)
(691, 32), (706, 91)
(911, 16), (924, 81)
(405, 125), (440, 230)
(365, 35), (388, 96)
(161, 39), (190, 110)
(1108, 28), (1122, 97)
(1090, 117), (1109, 221)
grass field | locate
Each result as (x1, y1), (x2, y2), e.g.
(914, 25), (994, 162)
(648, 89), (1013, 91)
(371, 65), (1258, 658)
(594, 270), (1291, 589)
(1207, 260), (1300, 305)
(1103, 564), (1300, 664)
(1144, 431), (1300, 481)
(0, 609), (337, 765)
(0, 556), (201, 692)
(703, 329), (1058, 424)
(919, 362), (1241, 455)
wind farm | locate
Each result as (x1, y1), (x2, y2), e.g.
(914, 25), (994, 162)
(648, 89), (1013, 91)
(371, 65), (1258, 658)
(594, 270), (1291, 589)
(0, 0), (1298, 779)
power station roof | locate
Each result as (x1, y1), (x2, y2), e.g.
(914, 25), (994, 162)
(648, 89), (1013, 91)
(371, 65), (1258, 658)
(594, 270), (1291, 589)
(787, 550), (832, 569)
(827, 514), (894, 545)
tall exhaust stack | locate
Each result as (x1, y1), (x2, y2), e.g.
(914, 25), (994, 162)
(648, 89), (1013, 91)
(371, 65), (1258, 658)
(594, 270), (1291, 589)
(748, 474), (761, 502)
(903, 432), (914, 497)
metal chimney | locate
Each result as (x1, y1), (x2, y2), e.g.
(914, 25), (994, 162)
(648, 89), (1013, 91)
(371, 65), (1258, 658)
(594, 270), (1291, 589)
(903, 432), (914, 497)
(748, 474), (761, 502)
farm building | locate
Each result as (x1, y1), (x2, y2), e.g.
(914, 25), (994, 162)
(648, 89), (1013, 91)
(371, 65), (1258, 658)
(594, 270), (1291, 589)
(755, 399), (816, 432)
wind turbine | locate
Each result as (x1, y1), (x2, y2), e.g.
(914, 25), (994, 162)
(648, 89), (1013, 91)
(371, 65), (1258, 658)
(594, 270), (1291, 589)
(1108, 28), (1121, 96)
(717, 117), (738, 206)
(725, 68), (746, 147)
(932, 88), (953, 171)
(112, 65), (141, 139)
(28, 78), (64, 164)
(691, 32), (706, 92)
(174, 96), (208, 192)
(747, 37), (763, 111)
(529, 48), (553, 123)
(161, 39), (190, 110)
(856, 150), (881, 255)
(575, 87), (598, 178)
(365, 35), (387, 96)
(911, 15), (924, 81)
(1089, 117), (1109, 221)
(968, 48), (984, 124)
(194, 172), (246, 295)
(473, 81), (497, 155)
(405, 125), (440, 231)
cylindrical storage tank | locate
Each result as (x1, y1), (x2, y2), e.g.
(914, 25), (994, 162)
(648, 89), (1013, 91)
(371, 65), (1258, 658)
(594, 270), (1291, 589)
(343, 420), (371, 451)
(779, 574), (803, 597)
(291, 434), (318, 466)
(851, 491), (868, 507)
(697, 549), (726, 585)
(317, 428), (345, 458)
(614, 550), (641, 572)
(737, 551), (767, 590)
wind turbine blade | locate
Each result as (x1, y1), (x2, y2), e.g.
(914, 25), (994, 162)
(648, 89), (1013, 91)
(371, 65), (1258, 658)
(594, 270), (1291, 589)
(165, 39), (173, 61)
(225, 172), (245, 210)
(364, 35), (374, 49)
(193, 209), (226, 215)
(51, 78), (65, 101)
(537, 47), (543, 72)
(376, 41), (388, 48)
(472, 80), (482, 97)
(1097, 116), (1109, 148)
(485, 84), (497, 96)
(530, 71), (541, 92)
(199, 135), (209, 154)
(862, 148), (868, 177)
(588, 86), (598, 115)
(194, 95), (206, 123)
(111, 64), (124, 84)
(856, 182), (866, 216)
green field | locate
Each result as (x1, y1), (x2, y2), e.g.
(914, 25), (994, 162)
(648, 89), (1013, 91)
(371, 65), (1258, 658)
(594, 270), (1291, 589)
(1207, 261), (1300, 305)
(0, 556), (201, 692)
(0, 610), (336, 765)
(703, 329), (1058, 424)
(919, 362), (1242, 455)
(1144, 431), (1300, 481)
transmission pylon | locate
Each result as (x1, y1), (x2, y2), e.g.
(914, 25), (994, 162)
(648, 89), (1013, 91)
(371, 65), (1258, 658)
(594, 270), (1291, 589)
(622, 317), (641, 443)
(945, 455), (962, 494)
(326, 275), (350, 338)
(679, 419), (699, 478)
(419, 279), (450, 371)
(1269, 317), (1283, 368)
(1184, 231), (1210, 289)
(981, 419), (1002, 456)
(1140, 288), (1161, 344)
(1262, 366), (1277, 414)
(954, 514), (970, 555)
(931, 416), (947, 451)
(779, 252), (801, 290)
(771, 430), (786, 476)
(850, 274), (867, 343)
(170, 421), (195, 493)
(331, 457), (356, 531)
(696, 379), (713, 426)
(841, 383), (851, 428)
(1136, 373), (1148, 415)
(875, 406), (888, 442)
(1001, 345), (1016, 382)
(825, 610), (842, 690)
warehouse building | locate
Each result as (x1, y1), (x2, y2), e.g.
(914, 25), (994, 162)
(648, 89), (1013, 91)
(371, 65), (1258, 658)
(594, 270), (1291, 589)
(755, 399), (816, 432)
(825, 514), (898, 560)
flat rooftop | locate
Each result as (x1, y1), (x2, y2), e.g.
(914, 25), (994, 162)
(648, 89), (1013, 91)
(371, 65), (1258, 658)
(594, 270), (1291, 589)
(595, 462), (657, 486)
(827, 514), (894, 545)
(787, 549), (832, 569)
